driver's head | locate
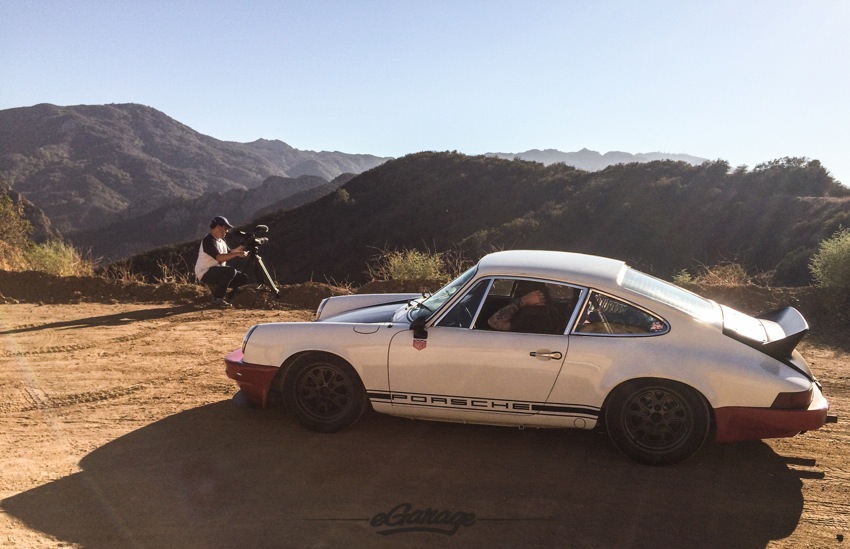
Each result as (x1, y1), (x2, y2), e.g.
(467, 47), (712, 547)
(515, 280), (548, 298)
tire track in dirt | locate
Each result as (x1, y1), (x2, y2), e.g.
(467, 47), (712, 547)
(0, 386), (143, 414)
(1, 326), (162, 357)
(0, 368), (209, 415)
(1, 309), (216, 414)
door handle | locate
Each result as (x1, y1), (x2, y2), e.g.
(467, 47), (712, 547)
(529, 351), (563, 360)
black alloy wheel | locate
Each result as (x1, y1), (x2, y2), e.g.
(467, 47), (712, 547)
(605, 379), (711, 466)
(283, 355), (367, 433)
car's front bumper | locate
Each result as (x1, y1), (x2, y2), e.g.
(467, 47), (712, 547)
(225, 349), (280, 408)
(714, 387), (830, 443)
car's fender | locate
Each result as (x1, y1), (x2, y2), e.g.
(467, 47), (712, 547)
(554, 315), (812, 413)
(242, 321), (408, 392)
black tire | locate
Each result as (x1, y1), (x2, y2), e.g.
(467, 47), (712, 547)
(282, 354), (367, 433)
(604, 379), (710, 466)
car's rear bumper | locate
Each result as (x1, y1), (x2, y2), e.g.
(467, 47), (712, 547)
(714, 388), (830, 443)
(225, 349), (279, 408)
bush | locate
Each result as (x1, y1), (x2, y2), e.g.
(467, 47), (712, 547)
(0, 194), (33, 248)
(809, 228), (850, 288)
(0, 194), (34, 268)
(677, 262), (752, 286)
(24, 241), (94, 277)
(367, 248), (447, 281)
(0, 194), (95, 276)
(671, 269), (692, 286)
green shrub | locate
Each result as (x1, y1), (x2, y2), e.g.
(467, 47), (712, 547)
(333, 188), (354, 205)
(809, 228), (850, 288)
(367, 248), (447, 281)
(671, 269), (692, 286)
(0, 194), (95, 276)
(0, 194), (33, 248)
(25, 241), (94, 276)
(0, 194), (33, 268)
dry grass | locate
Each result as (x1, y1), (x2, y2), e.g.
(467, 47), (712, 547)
(674, 262), (753, 286)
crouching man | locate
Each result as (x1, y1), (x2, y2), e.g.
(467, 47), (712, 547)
(194, 216), (249, 308)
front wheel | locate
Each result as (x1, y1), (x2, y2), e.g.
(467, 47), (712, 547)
(282, 355), (367, 433)
(604, 379), (710, 466)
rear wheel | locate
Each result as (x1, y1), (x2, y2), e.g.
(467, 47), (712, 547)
(604, 379), (710, 466)
(282, 355), (367, 433)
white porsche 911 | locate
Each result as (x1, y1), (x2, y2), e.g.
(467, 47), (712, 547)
(225, 250), (834, 465)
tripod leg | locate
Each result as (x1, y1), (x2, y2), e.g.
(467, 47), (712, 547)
(254, 255), (280, 296)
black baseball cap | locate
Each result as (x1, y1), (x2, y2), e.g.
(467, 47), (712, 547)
(210, 216), (233, 229)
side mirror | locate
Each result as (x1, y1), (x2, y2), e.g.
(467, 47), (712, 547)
(410, 316), (428, 340)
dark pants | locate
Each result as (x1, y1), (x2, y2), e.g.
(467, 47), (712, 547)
(201, 266), (249, 298)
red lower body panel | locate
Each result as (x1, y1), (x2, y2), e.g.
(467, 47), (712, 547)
(225, 349), (280, 408)
(714, 390), (829, 443)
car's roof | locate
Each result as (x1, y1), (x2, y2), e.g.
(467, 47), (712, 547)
(476, 250), (628, 289)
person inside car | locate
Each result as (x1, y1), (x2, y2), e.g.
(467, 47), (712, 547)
(487, 281), (564, 334)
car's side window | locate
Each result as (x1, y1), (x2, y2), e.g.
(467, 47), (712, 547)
(473, 278), (579, 335)
(574, 291), (668, 336)
(435, 279), (490, 329)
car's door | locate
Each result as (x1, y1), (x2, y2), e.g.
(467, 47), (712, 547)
(386, 278), (579, 424)
(545, 289), (672, 409)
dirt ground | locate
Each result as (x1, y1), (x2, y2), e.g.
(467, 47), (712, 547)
(0, 277), (848, 547)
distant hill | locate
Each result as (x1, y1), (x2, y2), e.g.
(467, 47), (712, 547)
(0, 103), (389, 235)
(486, 148), (707, 171)
(68, 173), (354, 260)
(238, 139), (387, 181)
(130, 153), (850, 287)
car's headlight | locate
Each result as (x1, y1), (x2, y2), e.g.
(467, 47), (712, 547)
(242, 325), (258, 353)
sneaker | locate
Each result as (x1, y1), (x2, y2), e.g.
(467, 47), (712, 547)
(211, 297), (233, 308)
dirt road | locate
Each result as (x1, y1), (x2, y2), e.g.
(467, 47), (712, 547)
(1, 301), (847, 548)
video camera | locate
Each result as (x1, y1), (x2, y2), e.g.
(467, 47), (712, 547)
(231, 224), (280, 297)
(234, 224), (270, 254)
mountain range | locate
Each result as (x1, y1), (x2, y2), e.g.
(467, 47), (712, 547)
(0, 103), (388, 238)
(3, 102), (848, 287)
(486, 148), (706, 171)
(1, 103), (719, 260)
(133, 152), (849, 287)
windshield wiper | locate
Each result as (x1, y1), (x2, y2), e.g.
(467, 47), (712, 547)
(409, 299), (433, 313)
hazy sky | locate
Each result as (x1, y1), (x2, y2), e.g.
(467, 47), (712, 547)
(2, 1), (848, 185)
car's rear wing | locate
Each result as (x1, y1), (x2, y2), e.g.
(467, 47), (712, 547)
(722, 305), (815, 382)
(756, 306), (809, 361)
(723, 305), (809, 358)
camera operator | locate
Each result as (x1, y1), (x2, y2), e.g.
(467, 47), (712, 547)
(194, 216), (249, 308)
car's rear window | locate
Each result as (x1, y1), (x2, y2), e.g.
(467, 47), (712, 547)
(621, 269), (717, 322)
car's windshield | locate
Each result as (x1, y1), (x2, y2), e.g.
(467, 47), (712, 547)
(621, 268), (717, 322)
(408, 266), (478, 323)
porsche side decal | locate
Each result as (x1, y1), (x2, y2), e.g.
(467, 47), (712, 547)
(367, 391), (599, 418)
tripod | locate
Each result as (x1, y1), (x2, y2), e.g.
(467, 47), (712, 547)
(243, 249), (280, 297)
